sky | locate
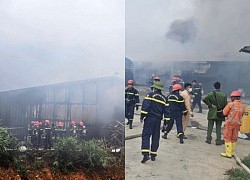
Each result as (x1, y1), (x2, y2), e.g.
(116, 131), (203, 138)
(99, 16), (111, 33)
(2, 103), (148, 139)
(126, 0), (250, 63)
(0, 0), (125, 91)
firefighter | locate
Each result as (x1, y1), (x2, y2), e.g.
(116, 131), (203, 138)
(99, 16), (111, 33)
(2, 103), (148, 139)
(125, 80), (140, 129)
(180, 83), (194, 138)
(149, 73), (156, 86)
(56, 121), (66, 138)
(169, 75), (184, 93)
(44, 120), (52, 150)
(162, 84), (187, 144)
(32, 121), (41, 149)
(202, 82), (227, 145)
(140, 82), (168, 163)
(77, 121), (87, 141)
(191, 80), (203, 113)
(221, 91), (245, 158)
(37, 121), (44, 149)
(68, 120), (77, 137)
(27, 121), (35, 147)
(151, 76), (160, 90)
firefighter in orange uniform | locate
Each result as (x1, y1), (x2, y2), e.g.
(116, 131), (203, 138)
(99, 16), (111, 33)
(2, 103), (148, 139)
(221, 91), (245, 158)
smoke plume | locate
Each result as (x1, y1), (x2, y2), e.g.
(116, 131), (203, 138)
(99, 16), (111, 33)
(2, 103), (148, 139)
(166, 18), (197, 44)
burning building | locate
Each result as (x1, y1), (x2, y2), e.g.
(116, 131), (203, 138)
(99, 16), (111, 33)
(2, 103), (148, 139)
(0, 76), (124, 140)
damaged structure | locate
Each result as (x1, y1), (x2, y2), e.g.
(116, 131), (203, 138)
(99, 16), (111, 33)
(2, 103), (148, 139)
(0, 76), (124, 140)
(129, 60), (250, 96)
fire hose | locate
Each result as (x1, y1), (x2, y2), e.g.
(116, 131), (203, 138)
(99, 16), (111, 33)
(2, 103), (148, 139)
(125, 126), (250, 175)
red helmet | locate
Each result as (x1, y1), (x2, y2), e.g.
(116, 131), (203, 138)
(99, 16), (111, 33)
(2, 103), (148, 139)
(34, 121), (40, 126)
(128, 80), (134, 85)
(58, 122), (63, 127)
(230, 91), (241, 97)
(45, 120), (50, 125)
(71, 120), (76, 126)
(79, 121), (84, 126)
(172, 84), (182, 91)
(154, 76), (160, 81)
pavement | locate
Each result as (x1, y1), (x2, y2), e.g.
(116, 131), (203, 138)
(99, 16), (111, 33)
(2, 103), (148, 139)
(125, 109), (250, 180)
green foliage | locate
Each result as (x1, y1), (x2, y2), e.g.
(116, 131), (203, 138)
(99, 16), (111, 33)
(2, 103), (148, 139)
(53, 137), (78, 173)
(0, 127), (15, 167)
(226, 168), (250, 180)
(77, 140), (112, 169)
(52, 137), (112, 173)
(242, 154), (250, 169)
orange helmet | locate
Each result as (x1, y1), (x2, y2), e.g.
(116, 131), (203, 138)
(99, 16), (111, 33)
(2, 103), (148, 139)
(230, 91), (241, 97)
(172, 84), (182, 91)
(58, 122), (63, 127)
(128, 80), (134, 85)
(79, 121), (84, 126)
(71, 120), (76, 126)
(45, 120), (50, 125)
(154, 76), (160, 81)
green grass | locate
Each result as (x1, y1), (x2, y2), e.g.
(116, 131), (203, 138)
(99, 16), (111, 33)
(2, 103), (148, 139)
(52, 137), (113, 173)
(226, 168), (250, 180)
(242, 154), (250, 169)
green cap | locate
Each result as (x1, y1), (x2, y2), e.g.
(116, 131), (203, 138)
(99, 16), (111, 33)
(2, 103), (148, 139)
(152, 82), (164, 90)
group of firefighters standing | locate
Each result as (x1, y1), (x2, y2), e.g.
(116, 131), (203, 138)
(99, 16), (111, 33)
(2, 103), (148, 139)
(27, 119), (87, 149)
(125, 75), (246, 163)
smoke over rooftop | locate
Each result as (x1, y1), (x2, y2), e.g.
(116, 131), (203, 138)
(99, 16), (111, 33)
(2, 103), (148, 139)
(166, 17), (197, 44)
(126, 0), (250, 62)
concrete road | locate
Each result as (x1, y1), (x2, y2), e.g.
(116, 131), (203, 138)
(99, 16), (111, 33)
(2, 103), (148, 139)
(125, 110), (250, 180)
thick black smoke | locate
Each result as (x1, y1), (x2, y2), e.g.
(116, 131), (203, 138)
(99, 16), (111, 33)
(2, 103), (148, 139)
(166, 18), (197, 44)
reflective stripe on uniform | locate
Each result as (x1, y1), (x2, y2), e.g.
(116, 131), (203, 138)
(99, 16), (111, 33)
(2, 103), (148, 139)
(144, 97), (167, 106)
(168, 99), (184, 103)
(135, 93), (139, 96)
(150, 151), (157, 155)
(177, 132), (183, 137)
(141, 110), (148, 114)
(126, 92), (135, 95)
(164, 118), (170, 121)
(183, 110), (188, 113)
(141, 149), (150, 152)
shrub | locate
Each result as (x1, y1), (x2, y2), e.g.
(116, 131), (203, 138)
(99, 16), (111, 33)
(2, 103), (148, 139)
(52, 137), (112, 173)
(77, 140), (112, 169)
(0, 127), (15, 167)
(242, 154), (250, 169)
(53, 137), (78, 173)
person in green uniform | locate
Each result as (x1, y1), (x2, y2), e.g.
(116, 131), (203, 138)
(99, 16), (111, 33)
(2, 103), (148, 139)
(202, 82), (227, 145)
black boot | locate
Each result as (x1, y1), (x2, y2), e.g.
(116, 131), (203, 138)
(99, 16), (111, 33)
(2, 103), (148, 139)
(205, 137), (212, 144)
(126, 120), (129, 125)
(162, 133), (168, 139)
(150, 154), (156, 161)
(129, 120), (133, 129)
(179, 134), (184, 144)
(141, 155), (150, 163)
(215, 139), (223, 146)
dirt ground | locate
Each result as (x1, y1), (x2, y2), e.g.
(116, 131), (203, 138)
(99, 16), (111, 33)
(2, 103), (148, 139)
(0, 165), (125, 180)
(125, 107), (250, 180)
